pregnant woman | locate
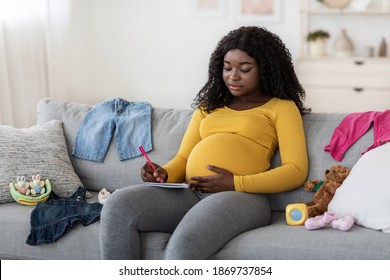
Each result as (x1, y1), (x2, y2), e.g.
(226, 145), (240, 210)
(100, 26), (309, 260)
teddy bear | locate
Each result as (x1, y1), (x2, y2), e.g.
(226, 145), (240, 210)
(304, 164), (351, 218)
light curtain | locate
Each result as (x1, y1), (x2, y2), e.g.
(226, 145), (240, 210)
(0, 0), (50, 128)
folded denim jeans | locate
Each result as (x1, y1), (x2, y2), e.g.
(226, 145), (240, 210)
(72, 98), (152, 163)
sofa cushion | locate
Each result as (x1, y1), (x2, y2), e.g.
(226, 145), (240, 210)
(0, 120), (82, 204)
(212, 212), (390, 259)
(36, 98), (193, 192)
(329, 142), (390, 232)
(0, 191), (170, 260)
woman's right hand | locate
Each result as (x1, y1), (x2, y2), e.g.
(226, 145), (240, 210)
(140, 162), (168, 183)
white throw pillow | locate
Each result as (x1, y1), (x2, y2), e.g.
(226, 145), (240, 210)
(328, 142), (390, 232)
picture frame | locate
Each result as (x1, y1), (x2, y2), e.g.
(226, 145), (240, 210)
(234, 0), (282, 22)
(191, 0), (226, 18)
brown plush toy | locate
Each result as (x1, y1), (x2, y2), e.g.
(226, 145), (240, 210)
(304, 164), (351, 218)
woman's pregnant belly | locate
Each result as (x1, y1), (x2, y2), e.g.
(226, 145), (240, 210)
(186, 133), (269, 180)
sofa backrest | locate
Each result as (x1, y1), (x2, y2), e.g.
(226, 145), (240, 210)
(269, 112), (373, 211)
(37, 98), (373, 211)
(37, 98), (193, 192)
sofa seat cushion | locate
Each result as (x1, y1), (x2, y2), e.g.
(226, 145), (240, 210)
(0, 191), (171, 260)
(212, 212), (390, 259)
(0, 192), (102, 259)
(2, 201), (389, 260)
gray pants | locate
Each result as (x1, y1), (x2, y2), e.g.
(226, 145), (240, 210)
(100, 184), (271, 259)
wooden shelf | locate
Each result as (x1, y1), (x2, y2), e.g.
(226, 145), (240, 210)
(298, 0), (390, 113)
(300, 0), (390, 57)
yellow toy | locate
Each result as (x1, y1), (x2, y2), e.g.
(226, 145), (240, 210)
(286, 203), (308, 226)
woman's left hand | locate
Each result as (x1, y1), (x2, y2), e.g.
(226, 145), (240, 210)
(188, 165), (235, 192)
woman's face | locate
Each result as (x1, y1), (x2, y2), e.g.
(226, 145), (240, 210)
(222, 49), (261, 99)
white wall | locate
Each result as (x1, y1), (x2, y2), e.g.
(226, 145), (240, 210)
(48, 0), (301, 109)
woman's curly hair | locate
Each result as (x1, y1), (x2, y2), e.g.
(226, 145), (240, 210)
(192, 26), (310, 114)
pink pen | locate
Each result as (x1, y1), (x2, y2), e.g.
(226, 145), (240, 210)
(139, 146), (156, 172)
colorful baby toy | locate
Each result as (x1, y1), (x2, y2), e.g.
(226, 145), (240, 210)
(14, 176), (30, 195)
(286, 203), (308, 226)
(29, 174), (46, 195)
(9, 174), (52, 206)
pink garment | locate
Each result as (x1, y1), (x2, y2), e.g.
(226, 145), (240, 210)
(324, 110), (390, 161)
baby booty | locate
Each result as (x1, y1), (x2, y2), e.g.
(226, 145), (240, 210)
(98, 188), (111, 204)
(305, 212), (337, 230)
(331, 215), (354, 231)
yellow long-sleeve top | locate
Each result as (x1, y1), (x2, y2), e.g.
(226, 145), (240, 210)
(163, 98), (308, 193)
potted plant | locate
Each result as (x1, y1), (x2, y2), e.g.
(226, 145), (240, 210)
(306, 30), (330, 57)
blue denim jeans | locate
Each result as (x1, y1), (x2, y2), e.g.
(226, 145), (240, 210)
(26, 187), (102, 246)
(72, 98), (152, 163)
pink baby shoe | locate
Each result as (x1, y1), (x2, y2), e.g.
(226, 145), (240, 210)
(305, 212), (337, 230)
(331, 215), (354, 231)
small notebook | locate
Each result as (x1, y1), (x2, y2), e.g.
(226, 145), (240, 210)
(144, 182), (189, 189)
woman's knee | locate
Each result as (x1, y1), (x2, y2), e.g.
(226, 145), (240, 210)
(101, 185), (147, 227)
(164, 191), (271, 259)
(201, 191), (271, 226)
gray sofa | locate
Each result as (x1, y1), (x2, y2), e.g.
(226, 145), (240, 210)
(1, 98), (390, 260)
